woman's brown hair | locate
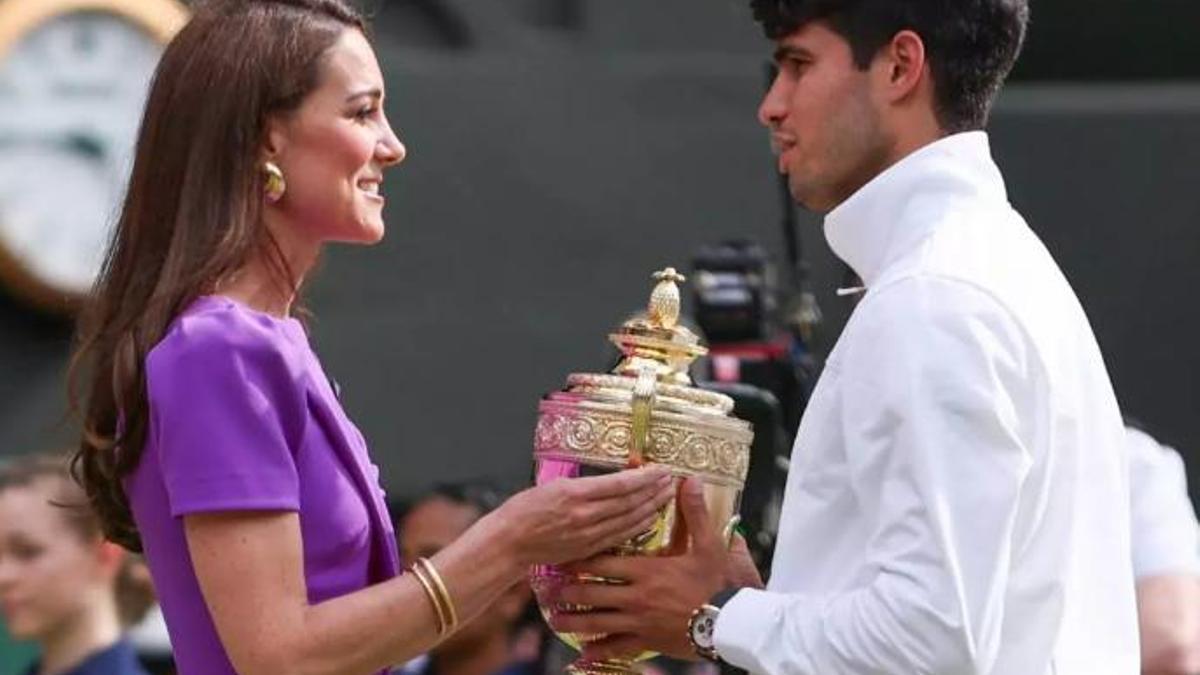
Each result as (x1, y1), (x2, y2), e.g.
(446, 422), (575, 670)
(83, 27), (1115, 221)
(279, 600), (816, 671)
(0, 453), (156, 627)
(69, 0), (366, 551)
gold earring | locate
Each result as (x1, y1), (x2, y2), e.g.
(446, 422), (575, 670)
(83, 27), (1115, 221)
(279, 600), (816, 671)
(263, 162), (286, 202)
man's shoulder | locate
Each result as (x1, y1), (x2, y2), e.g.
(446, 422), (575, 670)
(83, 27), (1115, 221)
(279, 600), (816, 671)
(855, 273), (1024, 337)
(833, 272), (1043, 391)
(863, 209), (1082, 346)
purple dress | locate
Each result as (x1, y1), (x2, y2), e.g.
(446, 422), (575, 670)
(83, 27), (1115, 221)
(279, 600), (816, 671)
(126, 296), (400, 675)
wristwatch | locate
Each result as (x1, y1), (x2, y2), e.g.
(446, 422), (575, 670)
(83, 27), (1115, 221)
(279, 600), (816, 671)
(687, 588), (742, 662)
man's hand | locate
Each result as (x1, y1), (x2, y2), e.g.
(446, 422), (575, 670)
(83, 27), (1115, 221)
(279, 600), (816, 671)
(549, 477), (764, 661)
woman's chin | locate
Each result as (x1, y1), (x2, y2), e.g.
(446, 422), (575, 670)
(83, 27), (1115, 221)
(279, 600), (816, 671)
(361, 223), (385, 244)
(335, 221), (385, 245)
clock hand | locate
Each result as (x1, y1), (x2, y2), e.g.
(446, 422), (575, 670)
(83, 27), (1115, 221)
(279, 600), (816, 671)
(62, 133), (106, 162)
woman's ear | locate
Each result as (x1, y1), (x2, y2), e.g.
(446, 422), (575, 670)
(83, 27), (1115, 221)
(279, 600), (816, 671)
(262, 116), (289, 161)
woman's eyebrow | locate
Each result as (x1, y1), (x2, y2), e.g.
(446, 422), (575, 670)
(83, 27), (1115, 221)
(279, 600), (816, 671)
(345, 87), (383, 103)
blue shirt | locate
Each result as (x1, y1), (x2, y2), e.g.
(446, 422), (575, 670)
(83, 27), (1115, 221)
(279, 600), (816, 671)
(24, 639), (149, 675)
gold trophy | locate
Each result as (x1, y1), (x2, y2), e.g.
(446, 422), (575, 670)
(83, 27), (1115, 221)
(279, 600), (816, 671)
(530, 268), (754, 675)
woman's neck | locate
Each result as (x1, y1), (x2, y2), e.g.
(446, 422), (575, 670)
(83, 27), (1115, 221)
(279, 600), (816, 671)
(37, 594), (121, 675)
(217, 251), (311, 318)
(219, 216), (320, 317)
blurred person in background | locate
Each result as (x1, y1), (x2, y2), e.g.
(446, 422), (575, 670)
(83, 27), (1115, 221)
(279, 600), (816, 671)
(393, 483), (545, 675)
(66, 1), (673, 674)
(125, 592), (175, 675)
(1126, 424), (1200, 675)
(0, 453), (155, 675)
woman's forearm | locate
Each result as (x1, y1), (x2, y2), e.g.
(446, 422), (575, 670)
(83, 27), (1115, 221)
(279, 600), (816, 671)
(187, 509), (526, 675)
(289, 514), (525, 675)
(187, 470), (669, 675)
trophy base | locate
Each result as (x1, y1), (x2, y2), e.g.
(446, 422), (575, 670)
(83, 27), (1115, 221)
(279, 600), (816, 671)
(566, 657), (636, 675)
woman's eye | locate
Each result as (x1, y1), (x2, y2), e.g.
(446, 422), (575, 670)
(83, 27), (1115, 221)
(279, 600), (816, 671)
(11, 543), (42, 561)
(355, 107), (377, 121)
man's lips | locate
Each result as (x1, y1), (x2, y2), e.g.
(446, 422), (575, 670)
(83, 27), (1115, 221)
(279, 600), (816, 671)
(769, 133), (797, 157)
(770, 133), (797, 174)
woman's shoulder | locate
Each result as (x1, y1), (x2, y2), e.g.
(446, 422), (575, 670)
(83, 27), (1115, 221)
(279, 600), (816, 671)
(146, 295), (309, 381)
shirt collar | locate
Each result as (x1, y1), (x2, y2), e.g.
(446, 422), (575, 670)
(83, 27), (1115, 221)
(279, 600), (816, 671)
(823, 131), (1008, 287)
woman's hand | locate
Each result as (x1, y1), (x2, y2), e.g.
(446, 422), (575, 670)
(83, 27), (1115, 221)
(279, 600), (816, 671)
(487, 466), (675, 567)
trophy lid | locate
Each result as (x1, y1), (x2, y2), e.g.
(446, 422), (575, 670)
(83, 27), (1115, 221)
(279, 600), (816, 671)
(554, 266), (741, 422)
(608, 268), (707, 388)
(537, 266), (752, 483)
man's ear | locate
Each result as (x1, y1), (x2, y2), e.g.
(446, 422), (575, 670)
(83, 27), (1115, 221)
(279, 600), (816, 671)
(876, 29), (928, 104)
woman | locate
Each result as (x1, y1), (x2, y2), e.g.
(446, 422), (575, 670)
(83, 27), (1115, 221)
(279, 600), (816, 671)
(0, 454), (155, 675)
(68, 1), (674, 674)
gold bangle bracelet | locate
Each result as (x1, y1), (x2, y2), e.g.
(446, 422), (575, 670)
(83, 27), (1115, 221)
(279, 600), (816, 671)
(409, 562), (448, 635)
(416, 557), (458, 632)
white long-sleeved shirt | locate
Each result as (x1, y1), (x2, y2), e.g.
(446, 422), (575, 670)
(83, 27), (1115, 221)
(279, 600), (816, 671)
(713, 132), (1139, 674)
(1127, 426), (1200, 579)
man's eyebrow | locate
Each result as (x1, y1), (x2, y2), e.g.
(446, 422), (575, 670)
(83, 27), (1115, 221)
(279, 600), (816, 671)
(345, 87), (383, 103)
(773, 45), (814, 64)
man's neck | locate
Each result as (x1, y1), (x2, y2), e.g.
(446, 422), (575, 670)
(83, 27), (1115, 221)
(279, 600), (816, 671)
(872, 109), (950, 181)
(826, 124), (949, 215)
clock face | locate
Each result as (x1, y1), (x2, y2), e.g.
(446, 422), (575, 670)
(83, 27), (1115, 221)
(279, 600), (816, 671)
(0, 10), (163, 297)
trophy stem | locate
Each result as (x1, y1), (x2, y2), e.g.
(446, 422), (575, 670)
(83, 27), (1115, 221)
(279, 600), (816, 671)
(565, 657), (637, 675)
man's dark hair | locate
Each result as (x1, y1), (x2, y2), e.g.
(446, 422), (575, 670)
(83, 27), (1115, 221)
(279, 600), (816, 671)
(751, 0), (1029, 132)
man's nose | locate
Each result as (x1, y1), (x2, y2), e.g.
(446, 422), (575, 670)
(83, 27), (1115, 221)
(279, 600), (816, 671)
(758, 73), (789, 128)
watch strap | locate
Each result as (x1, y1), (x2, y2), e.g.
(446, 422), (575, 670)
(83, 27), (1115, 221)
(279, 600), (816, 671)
(710, 586), (743, 609)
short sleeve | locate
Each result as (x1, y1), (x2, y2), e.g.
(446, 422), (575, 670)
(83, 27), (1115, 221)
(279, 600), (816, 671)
(146, 308), (308, 518)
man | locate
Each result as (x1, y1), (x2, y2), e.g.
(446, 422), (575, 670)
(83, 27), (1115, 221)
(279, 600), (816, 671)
(1126, 425), (1200, 674)
(551, 1), (1139, 673)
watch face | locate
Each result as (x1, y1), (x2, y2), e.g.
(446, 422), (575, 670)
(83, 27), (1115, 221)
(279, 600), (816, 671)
(691, 607), (717, 650)
(0, 10), (162, 295)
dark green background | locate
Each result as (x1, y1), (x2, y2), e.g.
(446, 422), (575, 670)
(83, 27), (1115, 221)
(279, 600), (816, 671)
(0, 619), (35, 675)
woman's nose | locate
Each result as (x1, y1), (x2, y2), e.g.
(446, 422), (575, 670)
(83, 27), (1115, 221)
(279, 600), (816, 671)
(380, 138), (406, 167)
(378, 119), (406, 167)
